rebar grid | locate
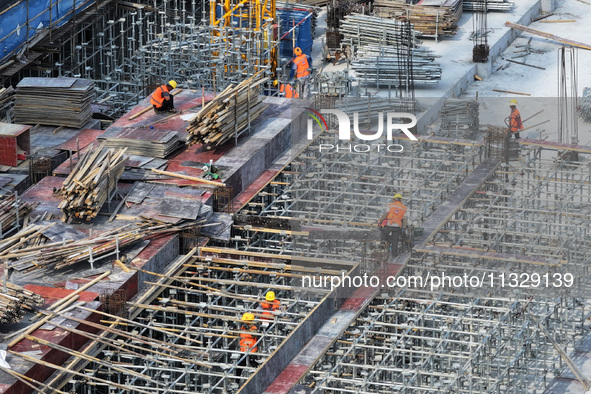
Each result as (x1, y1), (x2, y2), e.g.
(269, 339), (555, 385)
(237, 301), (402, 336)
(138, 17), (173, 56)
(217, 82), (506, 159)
(430, 148), (591, 266)
(62, 251), (343, 394)
(17, 0), (276, 117)
(302, 289), (591, 393)
(236, 130), (484, 259)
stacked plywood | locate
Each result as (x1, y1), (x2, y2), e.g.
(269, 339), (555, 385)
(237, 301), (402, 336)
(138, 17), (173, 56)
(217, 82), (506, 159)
(99, 128), (183, 158)
(373, 0), (463, 37)
(14, 77), (95, 128)
(58, 147), (127, 221)
(186, 76), (267, 148)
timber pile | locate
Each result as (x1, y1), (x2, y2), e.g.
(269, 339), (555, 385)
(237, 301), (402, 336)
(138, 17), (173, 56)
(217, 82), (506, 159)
(439, 98), (480, 138)
(0, 86), (15, 122)
(13, 77), (94, 128)
(186, 76), (267, 148)
(0, 194), (38, 238)
(3, 219), (206, 271)
(0, 283), (44, 324)
(373, 0), (462, 37)
(0, 282), (44, 324)
(58, 147), (127, 221)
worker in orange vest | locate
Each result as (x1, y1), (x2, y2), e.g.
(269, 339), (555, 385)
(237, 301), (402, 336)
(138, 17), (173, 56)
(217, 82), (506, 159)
(290, 47), (312, 98)
(237, 312), (259, 376)
(150, 80), (178, 114)
(378, 194), (407, 257)
(260, 291), (281, 320)
(506, 99), (523, 139)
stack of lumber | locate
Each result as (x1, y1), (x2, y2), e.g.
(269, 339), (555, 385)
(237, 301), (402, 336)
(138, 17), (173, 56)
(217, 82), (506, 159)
(13, 77), (94, 128)
(373, 0), (463, 37)
(0, 194), (38, 239)
(58, 147), (127, 221)
(0, 283), (44, 324)
(186, 76), (267, 148)
(439, 98), (480, 138)
(3, 218), (206, 271)
(0, 86), (15, 122)
(99, 128), (182, 158)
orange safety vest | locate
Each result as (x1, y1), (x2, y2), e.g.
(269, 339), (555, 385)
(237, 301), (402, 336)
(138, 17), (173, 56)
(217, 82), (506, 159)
(280, 84), (299, 99)
(260, 300), (280, 319)
(239, 324), (258, 353)
(509, 108), (523, 133)
(384, 201), (407, 227)
(150, 85), (171, 108)
(293, 54), (310, 79)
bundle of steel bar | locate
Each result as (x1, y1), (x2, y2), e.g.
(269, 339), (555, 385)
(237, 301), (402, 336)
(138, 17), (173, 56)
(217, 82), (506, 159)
(186, 76), (267, 148)
(439, 98), (480, 138)
(0, 283), (44, 324)
(0, 86), (15, 122)
(13, 77), (95, 128)
(464, 0), (514, 11)
(315, 71), (352, 96)
(353, 45), (441, 86)
(340, 14), (421, 48)
(579, 87), (591, 123)
(4, 219), (206, 271)
(373, 0), (463, 37)
(0, 193), (38, 239)
(57, 147), (127, 221)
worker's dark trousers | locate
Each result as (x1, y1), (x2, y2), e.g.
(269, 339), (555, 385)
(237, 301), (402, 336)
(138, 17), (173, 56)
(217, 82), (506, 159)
(511, 131), (520, 139)
(237, 354), (254, 376)
(381, 226), (401, 257)
(153, 95), (175, 112)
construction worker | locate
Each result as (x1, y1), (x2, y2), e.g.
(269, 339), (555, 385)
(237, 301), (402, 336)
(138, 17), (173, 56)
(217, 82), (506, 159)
(378, 194), (407, 258)
(259, 291), (281, 320)
(290, 47), (312, 98)
(150, 80), (178, 114)
(237, 312), (258, 375)
(507, 99), (523, 139)
(275, 80), (299, 99)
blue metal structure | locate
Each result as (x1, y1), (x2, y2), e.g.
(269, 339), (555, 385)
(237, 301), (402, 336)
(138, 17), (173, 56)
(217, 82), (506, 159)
(0, 0), (97, 65)
(277, 6), (313, 62)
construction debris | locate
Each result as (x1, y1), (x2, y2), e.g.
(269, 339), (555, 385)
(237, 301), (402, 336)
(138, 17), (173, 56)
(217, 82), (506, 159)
(0, 193), (38, 238)
(373, 0), (463, 37)
(186, 76), (267, 148)
(315, 71), (352, 96)
(13, 78), (95, 128)
(0, 283), (43, 324)
(3, 219), (206, 271)
(57, 147), (127, 221)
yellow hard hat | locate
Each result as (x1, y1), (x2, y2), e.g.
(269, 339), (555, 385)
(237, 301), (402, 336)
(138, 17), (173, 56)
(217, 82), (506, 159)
(273, 80), (278, 87)
(294, 47), (302, 56)
(242, 312), (255, 322)
(266, 291), (276, 301)
(509, 99), (518, 106)
(168, 80), (177, 89)
(393, 193), (403, 201)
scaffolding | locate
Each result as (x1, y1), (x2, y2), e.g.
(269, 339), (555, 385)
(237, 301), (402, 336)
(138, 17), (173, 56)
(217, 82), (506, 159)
(55, 248), (348, 394)
(4, 0), (278, 117)
(236, 128), (485, 261)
